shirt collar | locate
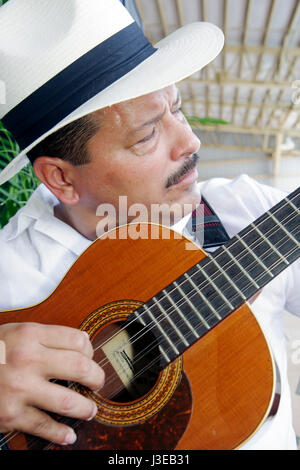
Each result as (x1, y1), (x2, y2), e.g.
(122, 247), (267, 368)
(4, 184), (56, 239)
(5, 184), (91, 256)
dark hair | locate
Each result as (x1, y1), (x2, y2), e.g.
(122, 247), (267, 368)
(27, 114), (100, 166)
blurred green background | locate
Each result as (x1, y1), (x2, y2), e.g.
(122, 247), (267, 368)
(0, 122), (40, 229)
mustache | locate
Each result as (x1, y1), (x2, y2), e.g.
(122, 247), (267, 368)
(166, 153), (200, 189)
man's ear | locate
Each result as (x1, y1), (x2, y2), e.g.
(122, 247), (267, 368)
(33, 156), (80, 205)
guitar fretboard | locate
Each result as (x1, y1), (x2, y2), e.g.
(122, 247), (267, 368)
(132, 188), (300, 367)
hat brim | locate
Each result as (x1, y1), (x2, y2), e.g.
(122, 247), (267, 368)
(0, 21), (224, 184)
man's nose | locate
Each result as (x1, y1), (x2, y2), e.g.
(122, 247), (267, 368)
(169, 119), (201, 161)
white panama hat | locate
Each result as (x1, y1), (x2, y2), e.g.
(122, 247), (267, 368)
(0, 0), (224, 185)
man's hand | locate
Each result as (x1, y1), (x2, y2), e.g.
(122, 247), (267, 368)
(0, 322), (105, 446)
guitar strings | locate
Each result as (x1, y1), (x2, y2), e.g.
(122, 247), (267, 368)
(91, 193), (300, 358)
(83, 226), (300, 398)
(1, 193), (299, 449)
(90, 199), (300, 365)
(97, 242), (300, 403)
(76, 200), (300, 393)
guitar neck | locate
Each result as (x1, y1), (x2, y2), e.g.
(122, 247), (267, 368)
(132, 187), (300, 367)
(213, 185), (300, 297)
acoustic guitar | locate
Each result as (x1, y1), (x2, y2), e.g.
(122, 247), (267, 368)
(0, 187), (299, 450)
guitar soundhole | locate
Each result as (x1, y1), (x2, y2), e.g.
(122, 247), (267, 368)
(77, 300), (182, 427)
(91, 320), (161, 403)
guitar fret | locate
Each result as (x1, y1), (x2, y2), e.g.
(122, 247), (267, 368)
(184, 272), (222, 321)
(208, 254), (247, 301)
(134, 309), (170, 363)
(158, 345), (170, 364)
(137, 306), (176, 359)
(285, 197), (300, 214)
(134, 309), (146, 326)
(173, 280), (211, 331)
(154, 295), (190, 347)
(266, 210), (299, 246)
(198, 263), (235, 310)
(250, 223), (289, 266)
(162, 289), (199, 340)
(235, 234), (274, 278)
(222, 245), (260, 289)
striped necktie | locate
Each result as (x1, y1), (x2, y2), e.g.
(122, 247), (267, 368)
(188, 197), (230, 249)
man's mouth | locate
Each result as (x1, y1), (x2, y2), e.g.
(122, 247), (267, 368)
(166, 153), (199, 189)
(173, 166), (199, 188)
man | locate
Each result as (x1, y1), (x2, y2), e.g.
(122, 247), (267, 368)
(0, 0), (299, 450)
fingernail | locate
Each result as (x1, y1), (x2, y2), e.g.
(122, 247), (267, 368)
(87, 403), (98, 421)
(62, 429), (77, 445)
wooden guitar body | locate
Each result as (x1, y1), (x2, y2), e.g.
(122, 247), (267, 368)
(0, 224), (275, 450)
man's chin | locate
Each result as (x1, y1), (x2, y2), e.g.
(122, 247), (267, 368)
(164, 186), (200, 224)
(177, 181), (201, 206)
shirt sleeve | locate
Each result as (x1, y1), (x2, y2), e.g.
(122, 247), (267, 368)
(0, 240), (14, 310)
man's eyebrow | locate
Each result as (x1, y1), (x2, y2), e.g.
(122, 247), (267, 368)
(131, 109), (166, 133)
(131, 91), (181, 134)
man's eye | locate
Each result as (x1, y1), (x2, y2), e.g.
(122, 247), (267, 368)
(137, 128), (156, 144)
(172, 106), (183, 114)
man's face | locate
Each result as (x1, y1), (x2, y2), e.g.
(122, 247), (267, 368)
(73, 85), (201, 225)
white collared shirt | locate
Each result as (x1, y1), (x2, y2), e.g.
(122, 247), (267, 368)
(0, 174), (299, 450)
